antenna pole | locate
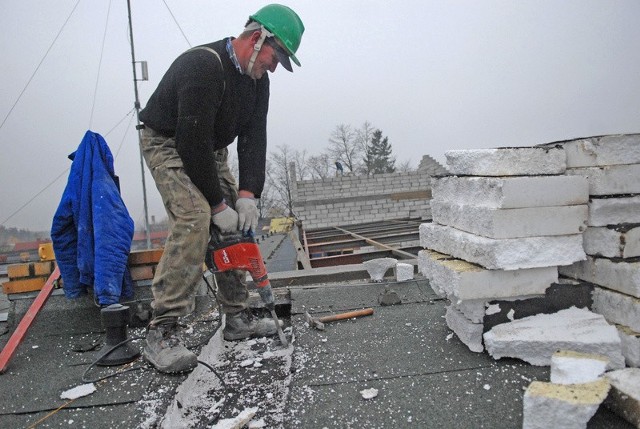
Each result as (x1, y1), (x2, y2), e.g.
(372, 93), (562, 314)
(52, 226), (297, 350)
(126, 0), (151, 249)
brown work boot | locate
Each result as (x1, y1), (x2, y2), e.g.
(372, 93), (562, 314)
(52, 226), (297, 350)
(223, 309), (282, 341)
(143, 322), (197, 373)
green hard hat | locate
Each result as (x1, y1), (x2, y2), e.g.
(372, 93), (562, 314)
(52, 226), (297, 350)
(250, 4), (304, 67)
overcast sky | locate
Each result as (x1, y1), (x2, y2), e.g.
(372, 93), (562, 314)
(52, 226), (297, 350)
(1, 0), (639, 232)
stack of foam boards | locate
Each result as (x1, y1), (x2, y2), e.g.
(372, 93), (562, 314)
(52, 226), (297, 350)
(552, 135), (640, 367)
(418, 146), (589, 352)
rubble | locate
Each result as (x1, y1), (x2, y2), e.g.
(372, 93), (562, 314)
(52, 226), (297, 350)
(522, 378), (610, 429)
(604, 368), (640, 428)
(483, 307), (625, 369)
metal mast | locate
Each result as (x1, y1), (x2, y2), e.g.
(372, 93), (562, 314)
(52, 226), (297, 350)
(126, 0), (151, 249)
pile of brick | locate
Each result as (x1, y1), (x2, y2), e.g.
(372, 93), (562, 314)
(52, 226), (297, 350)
(550, 135), (640, 368)
(418, 145), (590, 352)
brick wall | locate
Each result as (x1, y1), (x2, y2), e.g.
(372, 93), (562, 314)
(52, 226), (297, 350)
(292, 171), (433, 230)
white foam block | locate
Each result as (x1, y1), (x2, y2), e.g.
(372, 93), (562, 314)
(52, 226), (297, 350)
(604, 368), (640, 428)
(588, 195), (640, 226)
(445, 305), (484, 353)
(483, 307), (625, 369)
(420, 223), (585, 270)
(583, 225), (640, 258)
(559, 256), (640, 298)
(592, 286), (640, 332)
(522, 378), (610, 429)
(395, 262), (414, 281)
(430, 200), (587, 238)
(566, 164), (640, 196)
(543, 134), (640, 167)
(417, 249), (556, 301)
(445, 147), (566, 176)
(363, 258), (397, 282)
(431, 175), (589, 209)
(550, 350), (608, 385)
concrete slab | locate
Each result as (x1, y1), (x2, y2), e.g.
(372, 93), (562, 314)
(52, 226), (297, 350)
(583, 224), (640, 259)
(588, 195), (640, 226)
(431, 175), (589, 209)
(483, 307), (625, 369)
(430, 200), (588, 238)
(420, 223), (586, 270)
(559, 256), (640, 298)
(445, 147), (566, 176)
(418, 250), (557, 302)
(542, 134), (640, 167)
(567, 164), (640, 196)
(592, 286), (640, 332)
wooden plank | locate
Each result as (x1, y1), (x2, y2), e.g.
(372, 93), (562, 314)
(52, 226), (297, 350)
(2, 277), (48, 294)
(128, 249), (164, 266)
(0, 267), (60, 373)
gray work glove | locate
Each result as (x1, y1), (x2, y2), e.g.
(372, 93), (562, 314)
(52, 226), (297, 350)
(236, 197), (259, 233)
(211, 205), (239, 233)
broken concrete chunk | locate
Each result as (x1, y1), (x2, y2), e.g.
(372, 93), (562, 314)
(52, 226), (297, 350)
(559, 256), (640, 298)
(617, 324), (640, 368)
(550, 350), (608, 385)
(430, 200), (588, 239)
(417, 249), (556, 301)
(445, 305), (484, 353)
(444, 146), (566, 176)
(430, 175), (589, 209)
(378, 287), (401, 306)
(363, 258), (397, 282)
(604, 368), (640, 428)
(394, 262), (414, 281)
(592, 286), (640, 332)
(522, 378), (610, 429)
(420, 223), (585, 270)
(483, 307), (625, 369)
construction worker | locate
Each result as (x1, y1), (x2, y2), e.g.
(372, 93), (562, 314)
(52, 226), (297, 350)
(137, 4), (304, 373)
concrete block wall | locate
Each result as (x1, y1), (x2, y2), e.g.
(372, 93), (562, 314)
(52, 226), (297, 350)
(292, 171), (433, 230)
(418, 136), (640, 361)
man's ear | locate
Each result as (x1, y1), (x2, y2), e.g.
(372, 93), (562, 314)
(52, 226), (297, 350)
(249, 30), (262, 45)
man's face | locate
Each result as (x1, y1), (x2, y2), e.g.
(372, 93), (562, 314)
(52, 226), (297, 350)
(248, 39), (281, 79)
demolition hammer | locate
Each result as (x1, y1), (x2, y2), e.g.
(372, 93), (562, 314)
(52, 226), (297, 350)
(205, 229), (288, 346)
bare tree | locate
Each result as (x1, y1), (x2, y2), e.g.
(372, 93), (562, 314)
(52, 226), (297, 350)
(328, 124), (360, 173)
(266, 144), (298, 217)
(396, 159), (414, 173)
(307, 152), (332, 179)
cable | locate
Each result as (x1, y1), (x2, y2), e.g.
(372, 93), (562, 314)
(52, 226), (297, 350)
(161, 0), (191, 47)
(0, 0), (82, 132)
(81, 336), (146, 383)
(89, 0), (113, 129)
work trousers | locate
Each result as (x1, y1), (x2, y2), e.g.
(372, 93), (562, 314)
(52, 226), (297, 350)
(140, 127), (249, 325)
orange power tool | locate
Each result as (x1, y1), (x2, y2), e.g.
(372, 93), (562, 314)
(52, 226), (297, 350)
(205, 231), (288, 346)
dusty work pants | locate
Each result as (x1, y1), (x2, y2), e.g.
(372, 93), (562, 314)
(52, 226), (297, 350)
(140, 127), (249, 325)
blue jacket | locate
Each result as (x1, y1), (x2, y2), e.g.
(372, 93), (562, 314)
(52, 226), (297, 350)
(51, 131), (134, 305)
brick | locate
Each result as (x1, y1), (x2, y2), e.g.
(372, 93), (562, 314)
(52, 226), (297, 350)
(445, 146), (566, 176)
(2, 276), (48, 294)
(420, 223), (585, 270)
(128, 249), (164, 266)
(129, 265), (155, 281)
(431, 175), (589, 209)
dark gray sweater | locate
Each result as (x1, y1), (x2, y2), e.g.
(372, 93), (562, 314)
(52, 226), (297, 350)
(139, 38), (269, 206)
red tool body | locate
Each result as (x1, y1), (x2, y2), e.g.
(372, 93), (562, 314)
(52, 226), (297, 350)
(205, 232), (288, 346)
